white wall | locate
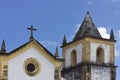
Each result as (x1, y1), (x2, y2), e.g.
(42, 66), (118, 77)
(8, 47), (55, 80)
(91, 66), (110, 80)
(65, 44), (82, 67)
(90, 42), (110, 63)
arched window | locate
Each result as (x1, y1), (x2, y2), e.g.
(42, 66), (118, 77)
(96, 48), (104, 64)
(71, 50), (77, 66)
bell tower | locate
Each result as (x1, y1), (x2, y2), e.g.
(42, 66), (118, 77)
(61, 12), (117, 80)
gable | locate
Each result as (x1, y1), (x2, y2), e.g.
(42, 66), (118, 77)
(8, 47), (55, 80)
(6, 39), (63, 80)
(8, 40), (62, 65)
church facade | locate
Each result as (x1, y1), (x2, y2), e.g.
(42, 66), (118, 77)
(0, 26), (63, 80)
(0, 12), (117, 80)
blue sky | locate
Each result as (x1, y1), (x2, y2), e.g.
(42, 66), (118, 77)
(0, 0), (120, 79)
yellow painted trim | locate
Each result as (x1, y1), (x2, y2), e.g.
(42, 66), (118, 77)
(70, 50), (77, 66)
(8, 41), (61, 65)
(62, 37), (115, 65)
(23, 58), (41, 77)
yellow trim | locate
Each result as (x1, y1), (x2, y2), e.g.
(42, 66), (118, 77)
(62, 37), (115, 66)
(8, 41), (61, 65)
(96, 47), (104, 64)
(7, 40), (62, 79)
(70, 50), (77, 66)
(23, 58), (41, 77)
(0, 55), (8, 79)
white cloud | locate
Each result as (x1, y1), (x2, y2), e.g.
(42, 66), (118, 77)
(69, 24), (80, 41)
(98, 27), (110, 39)
(117, 30), (120, 44)
(41, 40), (57, 47)
(75, 24), (81, 33)
(115, 48), (120, 57)
(73, 26), (110, 39)
(72, 26), (110, 40)
(41, 40), (58, 54)
(115, 30), (120, 57)
(92, 27), (120, 57)
(70, 25), (120, 57)
(118, 30), (120, 38)
(115, 30), (120, 45)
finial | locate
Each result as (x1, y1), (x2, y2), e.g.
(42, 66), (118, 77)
(86, 11), (91, 18)
(87, 11), (90, 14)
(110, 29), (115, 40)
(27, 25), (37, 41)
(55, 46), (59, 58)
(62, 35), (67, 46)
(1, 40), (6, 53)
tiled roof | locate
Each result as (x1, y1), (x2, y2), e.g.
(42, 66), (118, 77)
(73, 11), (102, 41)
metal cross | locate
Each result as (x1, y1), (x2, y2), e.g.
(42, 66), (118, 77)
(27, 25), (37, 41)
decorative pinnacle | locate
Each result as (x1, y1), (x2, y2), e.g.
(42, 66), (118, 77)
(55, 46), (59, 58)
(86, 11), (91, 18)
(87, 11), (90, 14)
(62, 35), (67, 46)
(27, 25), (37, 41)
(110, 29), (115, 40)
(1, 40), (6, 53)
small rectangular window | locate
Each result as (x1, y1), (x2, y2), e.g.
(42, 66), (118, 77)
(55, 69), (59, 80)
(4, 65), (8, 69)
(3, 70), (8, 76)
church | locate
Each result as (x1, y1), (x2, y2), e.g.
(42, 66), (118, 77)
(0, 12), (117, 80)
